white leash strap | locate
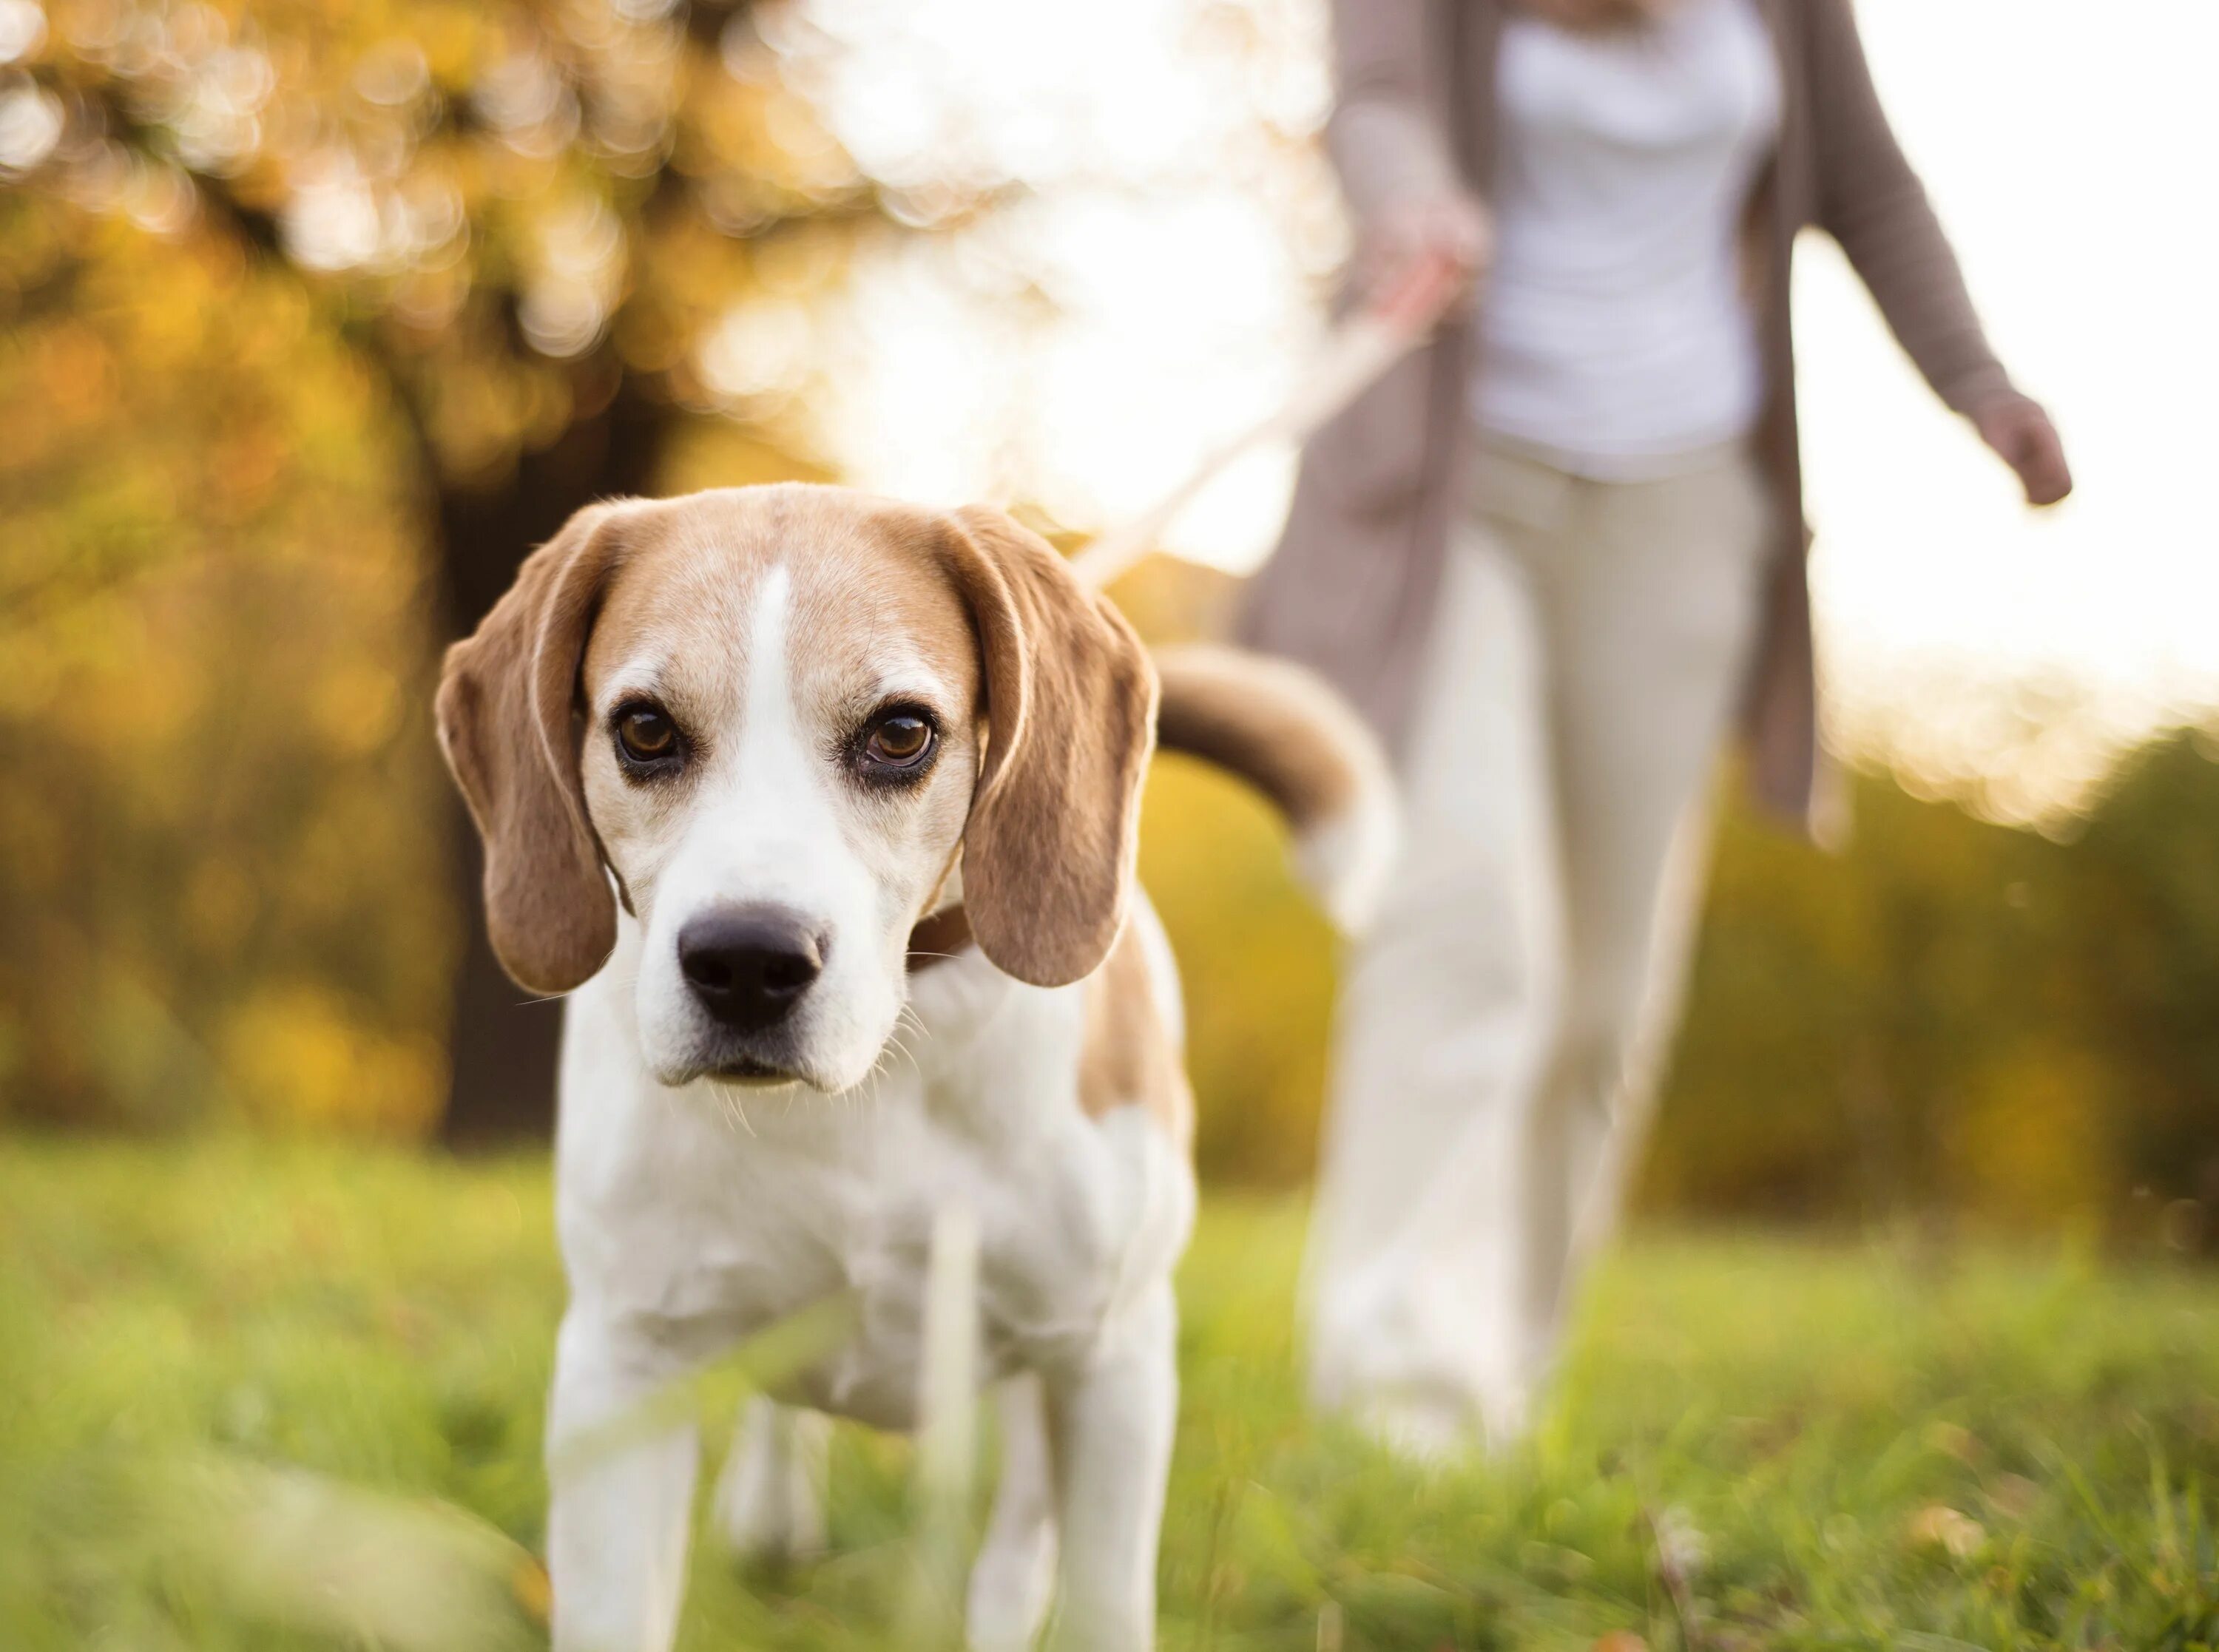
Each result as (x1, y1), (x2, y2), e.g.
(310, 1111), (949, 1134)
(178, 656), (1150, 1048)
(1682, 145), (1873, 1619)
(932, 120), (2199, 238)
(1067, 249), (1465, 595)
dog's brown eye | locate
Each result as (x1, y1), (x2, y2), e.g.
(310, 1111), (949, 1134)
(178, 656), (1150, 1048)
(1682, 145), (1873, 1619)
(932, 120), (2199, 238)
(615, 705), (678, 764)
(862, 713), (935, 770)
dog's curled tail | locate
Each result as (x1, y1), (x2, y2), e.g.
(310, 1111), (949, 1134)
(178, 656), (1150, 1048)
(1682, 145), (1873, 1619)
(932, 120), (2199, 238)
(1151, 644), (1400, 935)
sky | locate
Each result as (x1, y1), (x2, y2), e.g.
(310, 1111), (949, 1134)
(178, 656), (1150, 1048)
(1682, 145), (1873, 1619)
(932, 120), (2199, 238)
(774, 0), (2219, 820)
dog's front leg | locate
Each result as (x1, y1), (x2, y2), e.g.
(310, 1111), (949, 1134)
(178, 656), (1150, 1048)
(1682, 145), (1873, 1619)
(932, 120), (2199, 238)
(1042, 1283), (1178, 1652)
(545, 1306), (702, 1652)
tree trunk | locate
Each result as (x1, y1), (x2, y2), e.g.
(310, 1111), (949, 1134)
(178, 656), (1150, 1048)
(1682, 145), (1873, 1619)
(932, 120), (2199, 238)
(436, 372), (673, 1146)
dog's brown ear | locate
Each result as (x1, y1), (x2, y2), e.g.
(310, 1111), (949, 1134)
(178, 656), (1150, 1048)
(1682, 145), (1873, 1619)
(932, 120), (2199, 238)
(941, 505), (1158, 988)
(435, 501), (633, 996)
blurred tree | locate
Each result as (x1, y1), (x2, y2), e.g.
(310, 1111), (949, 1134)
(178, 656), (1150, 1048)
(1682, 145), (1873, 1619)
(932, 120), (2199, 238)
(1, 0), (991, 1137)
(0, 198), (450, 1137)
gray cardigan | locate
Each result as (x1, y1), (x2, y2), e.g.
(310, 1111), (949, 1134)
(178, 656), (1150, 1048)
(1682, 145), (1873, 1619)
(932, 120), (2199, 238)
(1239, 0), (2033, 824)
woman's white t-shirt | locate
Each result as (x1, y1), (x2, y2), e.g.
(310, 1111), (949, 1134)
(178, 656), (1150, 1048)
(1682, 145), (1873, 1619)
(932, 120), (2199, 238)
(1473, 0), (1783, 478)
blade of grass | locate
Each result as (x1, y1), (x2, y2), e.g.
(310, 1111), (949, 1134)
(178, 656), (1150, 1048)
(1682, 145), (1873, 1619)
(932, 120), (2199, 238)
(547, 1292), (859, 1483)
(899, 1199), (982, 1651)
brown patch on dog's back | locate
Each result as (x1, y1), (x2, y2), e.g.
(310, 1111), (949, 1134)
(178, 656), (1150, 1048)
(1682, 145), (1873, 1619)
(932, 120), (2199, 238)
(1078, 921), (1193, 1147)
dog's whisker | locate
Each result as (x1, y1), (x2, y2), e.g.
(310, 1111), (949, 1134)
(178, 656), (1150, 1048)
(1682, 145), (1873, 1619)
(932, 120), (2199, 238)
(877, 1016), (925, 1081)
(710, 1086), (757, 1137)
(893, 1006), (934, 1064)
(868, 1040), (904, 1093)
(890, 1033), (925, 1081)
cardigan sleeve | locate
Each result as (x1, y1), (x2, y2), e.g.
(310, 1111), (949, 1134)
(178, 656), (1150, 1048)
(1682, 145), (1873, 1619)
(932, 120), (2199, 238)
(1805, 0), (2022, 415)
(1324, 0), (1470, 229)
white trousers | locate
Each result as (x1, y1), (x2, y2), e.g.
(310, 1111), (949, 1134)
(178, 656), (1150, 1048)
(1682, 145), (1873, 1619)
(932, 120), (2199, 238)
(1304, 436), (1773, 1450)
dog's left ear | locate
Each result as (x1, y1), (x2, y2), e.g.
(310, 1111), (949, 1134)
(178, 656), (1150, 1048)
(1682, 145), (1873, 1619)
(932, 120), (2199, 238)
(435, 500), (635, 997)
(940, 505), (1158, 988)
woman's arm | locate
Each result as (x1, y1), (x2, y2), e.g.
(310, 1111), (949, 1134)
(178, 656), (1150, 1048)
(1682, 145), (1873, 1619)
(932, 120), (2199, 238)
(1806, 0), (2007, 413)
(1325, 0), (1464, 225)
(1326, 0), (1490, 303)
(1806, 0), (2070, 502)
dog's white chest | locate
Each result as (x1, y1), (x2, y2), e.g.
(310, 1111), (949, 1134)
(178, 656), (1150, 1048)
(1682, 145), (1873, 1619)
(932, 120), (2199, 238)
(556, 959), (1193, 1432)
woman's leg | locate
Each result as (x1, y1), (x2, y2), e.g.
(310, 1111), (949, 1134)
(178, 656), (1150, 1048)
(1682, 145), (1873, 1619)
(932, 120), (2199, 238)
(1303, 453), (1575, 1451)
(1508, 452), (1774, 1396)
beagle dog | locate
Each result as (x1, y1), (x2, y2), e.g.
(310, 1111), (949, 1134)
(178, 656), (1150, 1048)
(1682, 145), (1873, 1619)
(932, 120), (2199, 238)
(436, 484), (1392, 1652)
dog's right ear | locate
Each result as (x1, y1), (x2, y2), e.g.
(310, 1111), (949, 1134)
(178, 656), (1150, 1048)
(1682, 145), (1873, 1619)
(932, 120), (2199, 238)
(434, 501), (633, 997)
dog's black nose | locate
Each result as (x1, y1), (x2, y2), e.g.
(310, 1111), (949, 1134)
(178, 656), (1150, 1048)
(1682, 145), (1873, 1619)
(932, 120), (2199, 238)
(677, 907), (825, 1031)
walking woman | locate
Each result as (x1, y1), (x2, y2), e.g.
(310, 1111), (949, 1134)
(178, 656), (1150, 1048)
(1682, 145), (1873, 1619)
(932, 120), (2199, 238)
(1243, 0), (2071, 1452)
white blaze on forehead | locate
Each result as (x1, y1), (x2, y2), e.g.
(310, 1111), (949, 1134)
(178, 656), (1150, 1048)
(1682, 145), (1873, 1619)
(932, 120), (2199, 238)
(721, 561), (824, 839)
(746, 562), (795, 730)
(650, 560), (831, 907)
(696, 558), (862, 914)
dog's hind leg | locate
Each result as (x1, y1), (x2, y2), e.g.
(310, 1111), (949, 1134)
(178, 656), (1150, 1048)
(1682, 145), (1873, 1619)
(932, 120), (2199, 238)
(714, 1395), (830, 1566)
(967, 1373), (1059, 1652)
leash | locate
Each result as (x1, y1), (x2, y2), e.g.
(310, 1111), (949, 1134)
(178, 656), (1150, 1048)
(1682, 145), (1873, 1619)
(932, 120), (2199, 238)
(1065, 247), (1466, 597)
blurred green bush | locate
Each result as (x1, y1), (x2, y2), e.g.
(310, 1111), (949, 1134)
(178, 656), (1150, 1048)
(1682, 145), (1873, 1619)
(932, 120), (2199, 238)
(1138, 713), (2219, 1247)
(1647, 739), (2219, 1243)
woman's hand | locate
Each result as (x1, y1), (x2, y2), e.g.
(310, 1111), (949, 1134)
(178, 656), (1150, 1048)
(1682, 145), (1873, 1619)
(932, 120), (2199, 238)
(1973, 396), (2073, 507)
(1357, 193), (1493, 316)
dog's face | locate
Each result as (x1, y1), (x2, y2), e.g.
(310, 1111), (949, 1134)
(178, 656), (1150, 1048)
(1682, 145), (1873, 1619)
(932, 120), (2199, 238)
(577, 500), (982, 1091)
(436, 486), (1155, 1095)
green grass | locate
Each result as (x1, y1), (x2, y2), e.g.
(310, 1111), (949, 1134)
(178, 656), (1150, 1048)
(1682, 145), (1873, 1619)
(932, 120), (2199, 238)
(4, 1137), (2217, 1651)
